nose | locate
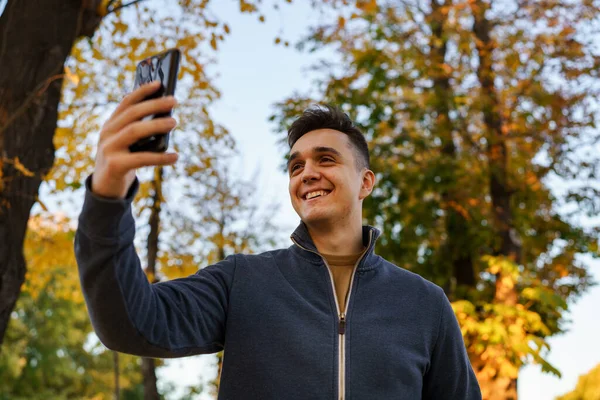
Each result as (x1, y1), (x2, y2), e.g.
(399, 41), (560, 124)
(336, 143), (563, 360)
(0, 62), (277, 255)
(301, 162), (320, 184)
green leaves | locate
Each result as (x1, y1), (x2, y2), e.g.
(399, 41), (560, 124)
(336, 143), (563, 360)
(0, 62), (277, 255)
(0, 216), (142, 398)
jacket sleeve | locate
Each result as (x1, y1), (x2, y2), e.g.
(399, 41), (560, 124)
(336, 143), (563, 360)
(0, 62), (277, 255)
(74, 175), (235, 358)
(422, 288), (482, 399)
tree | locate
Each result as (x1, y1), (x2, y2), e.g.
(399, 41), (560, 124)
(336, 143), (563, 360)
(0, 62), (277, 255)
(0, 213), (142, 399)
(556, 363), (600, 400)
(272, 0), (600, 398)
(0, 0), (286, 348)
(0, 0), (106, 349)
(140, 167), (164, 400)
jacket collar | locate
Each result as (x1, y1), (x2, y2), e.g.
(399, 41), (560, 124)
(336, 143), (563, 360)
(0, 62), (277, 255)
(290, 221), (381, 271)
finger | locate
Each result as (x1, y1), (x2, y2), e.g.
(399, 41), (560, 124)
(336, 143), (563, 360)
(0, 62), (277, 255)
(107, 117), (177, 150)
(111, 81), (162, 119)
(105, 96), (177, 134)
(119, 151), (179, 171)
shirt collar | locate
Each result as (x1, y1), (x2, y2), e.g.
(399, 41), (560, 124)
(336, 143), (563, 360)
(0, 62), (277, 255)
(290, 221), (381, 271)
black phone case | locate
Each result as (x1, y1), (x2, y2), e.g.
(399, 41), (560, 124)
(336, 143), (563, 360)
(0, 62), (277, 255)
(129, 48), (180, 153)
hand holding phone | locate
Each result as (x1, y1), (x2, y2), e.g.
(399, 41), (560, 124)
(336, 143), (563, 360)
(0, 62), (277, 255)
(90, 49), (181, 199)
(129, 48), (181, 153)
(91, 82), (179, 199)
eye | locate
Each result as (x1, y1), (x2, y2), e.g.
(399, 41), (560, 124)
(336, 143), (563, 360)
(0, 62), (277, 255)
(290, 163), (303, 173)
(321, 156), (334, 163)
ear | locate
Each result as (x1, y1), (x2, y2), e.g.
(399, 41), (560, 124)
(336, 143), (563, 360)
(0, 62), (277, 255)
(359, 169), (376, 200)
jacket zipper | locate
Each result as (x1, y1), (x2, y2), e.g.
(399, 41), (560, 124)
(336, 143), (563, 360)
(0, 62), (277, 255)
(291, 231), (373, 400)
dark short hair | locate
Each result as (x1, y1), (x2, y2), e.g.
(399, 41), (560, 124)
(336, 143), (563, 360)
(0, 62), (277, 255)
(287, 105), (370, 170)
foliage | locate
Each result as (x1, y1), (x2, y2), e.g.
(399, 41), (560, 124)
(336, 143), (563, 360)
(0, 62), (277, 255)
(271, 0), (600, 388)
(47, 0), (285, 281)
(0, 214), (142, 399)
(51, 0), (238, 202)
(453, 256), (563, 382)
(556, 363), (600, 400)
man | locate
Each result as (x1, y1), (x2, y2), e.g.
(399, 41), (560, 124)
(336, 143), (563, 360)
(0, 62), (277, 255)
(75, 81), (481, 399)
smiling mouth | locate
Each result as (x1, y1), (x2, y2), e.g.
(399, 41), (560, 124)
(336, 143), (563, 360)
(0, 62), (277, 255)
(303, 190), (332, 201)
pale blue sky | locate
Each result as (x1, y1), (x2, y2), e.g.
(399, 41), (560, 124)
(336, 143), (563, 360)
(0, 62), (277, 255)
(1, 0), (598, 398)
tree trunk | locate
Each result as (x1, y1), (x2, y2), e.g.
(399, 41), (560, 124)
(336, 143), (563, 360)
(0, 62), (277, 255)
(428, 0), (475, 299)
(0, 0), (103, 345)
(470, 1), (520, 399)
(142, 166), (164, 400)
(141, 357), (160, 400)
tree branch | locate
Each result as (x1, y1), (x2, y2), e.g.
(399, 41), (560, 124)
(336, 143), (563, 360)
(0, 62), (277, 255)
(67, 100), (119, 109)
(106, 0), (146, 16)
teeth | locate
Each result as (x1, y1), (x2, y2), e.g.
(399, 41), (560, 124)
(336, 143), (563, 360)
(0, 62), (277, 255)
(306, 190), (329, 200)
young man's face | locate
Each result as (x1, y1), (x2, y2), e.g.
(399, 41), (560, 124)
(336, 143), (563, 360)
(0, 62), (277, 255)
(288, 129), (373, 227)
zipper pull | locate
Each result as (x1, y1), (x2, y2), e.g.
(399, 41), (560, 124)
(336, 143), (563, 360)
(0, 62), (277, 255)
(338, 314), (346, 335)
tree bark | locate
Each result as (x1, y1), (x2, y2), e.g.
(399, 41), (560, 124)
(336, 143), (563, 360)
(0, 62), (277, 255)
(0, 0), (103, 346)
(141, 357), (160, 400)
(470, 1), (520, 399)
(142, 165), (163, 400)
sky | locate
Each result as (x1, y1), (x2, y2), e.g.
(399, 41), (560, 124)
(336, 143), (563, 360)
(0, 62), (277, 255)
(2, 0), (599, 398)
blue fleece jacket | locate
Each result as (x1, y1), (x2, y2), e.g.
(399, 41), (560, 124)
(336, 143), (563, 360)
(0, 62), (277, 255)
(74, 175), (481, 399)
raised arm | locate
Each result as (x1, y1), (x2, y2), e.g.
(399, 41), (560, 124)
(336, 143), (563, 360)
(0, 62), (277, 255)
(74, 82), (234, 358)
(75, 175), (235, 358)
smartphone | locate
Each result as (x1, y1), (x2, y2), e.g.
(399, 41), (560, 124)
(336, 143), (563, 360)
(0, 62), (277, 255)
(128, 48), (181, 153)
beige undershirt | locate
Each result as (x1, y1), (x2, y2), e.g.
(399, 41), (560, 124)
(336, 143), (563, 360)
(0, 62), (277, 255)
(321, 249), (366, 312)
